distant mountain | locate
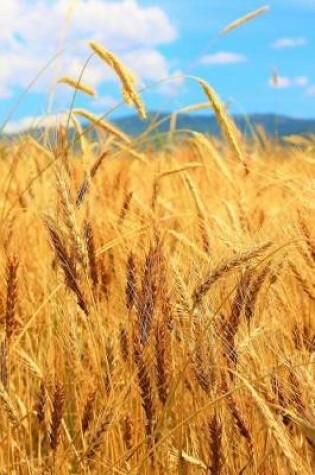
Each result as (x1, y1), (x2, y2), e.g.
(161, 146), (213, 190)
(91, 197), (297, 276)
(3, 113), (315, 141)
(113, 112), (315, 138)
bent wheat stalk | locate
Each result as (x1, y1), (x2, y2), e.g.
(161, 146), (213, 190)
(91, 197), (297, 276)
(192, 242), (272, 308)
(199, 81), (247, 170)
(58, 76), (96, 96)
(220, 6), (270, 35)
(44, 217), (89, 316)
(73, 109), (131, 145)
(89, 41), (146, 119)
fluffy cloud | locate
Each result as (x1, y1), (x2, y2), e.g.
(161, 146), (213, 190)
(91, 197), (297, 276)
(269, 75), (309, 89)
(0, 0), (178, 100)
(4, 112), (69, 134)
(295, 76), (309, 87)
(271, 37), (307, 49)
(305, 85), (315, 96)
(200, 52), (247, 65)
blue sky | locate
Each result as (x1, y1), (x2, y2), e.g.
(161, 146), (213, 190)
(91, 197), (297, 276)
(0, 0), (315, 132)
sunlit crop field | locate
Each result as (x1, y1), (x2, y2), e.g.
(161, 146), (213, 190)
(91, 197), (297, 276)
(0, 114), (315, 474)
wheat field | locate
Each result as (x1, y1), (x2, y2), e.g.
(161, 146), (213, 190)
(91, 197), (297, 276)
(0, 42), (315, 474)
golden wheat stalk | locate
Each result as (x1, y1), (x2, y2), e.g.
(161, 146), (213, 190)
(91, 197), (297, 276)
(73, 108), (131, 145)
(220, 6), (270, 35)
(58, 76), (96, 96)
(192, 242), (272, 308)
(89, 41), (147, 119)
(199, 81), (247, 168)
(56, 171), (89, 271)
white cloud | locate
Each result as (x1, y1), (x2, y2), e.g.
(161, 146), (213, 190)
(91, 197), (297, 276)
(271, 37), (307, 49)
(269, 75), (309, 89)
(295, 76), (309, 87)
(4, 112), (69, 134)
(123, 49), (172, 83)
(200, 52), (247, 65)
(305, 85), (315, 96)
(0, 0), (178, 100)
